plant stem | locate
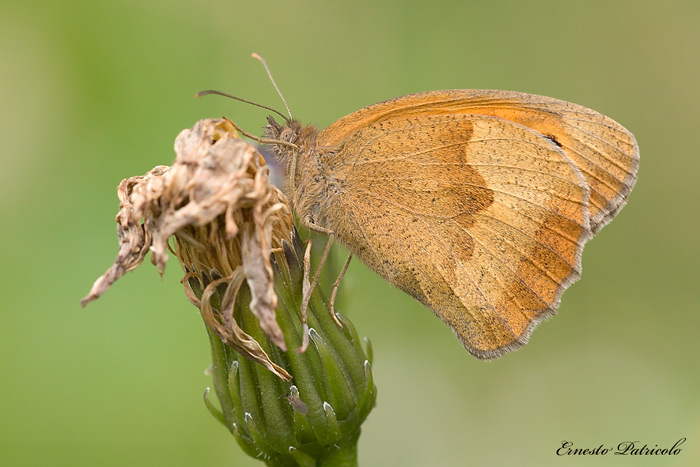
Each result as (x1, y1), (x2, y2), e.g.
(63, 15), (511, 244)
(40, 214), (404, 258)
(317, 429), (360, 467)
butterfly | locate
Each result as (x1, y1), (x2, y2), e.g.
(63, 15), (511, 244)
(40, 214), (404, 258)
(202, 57), (639, 359)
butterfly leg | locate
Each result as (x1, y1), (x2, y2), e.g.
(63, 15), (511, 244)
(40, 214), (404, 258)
(298, 229), (335, 352)
(329, 254), (352, 328)
(299, 238), (312, 353)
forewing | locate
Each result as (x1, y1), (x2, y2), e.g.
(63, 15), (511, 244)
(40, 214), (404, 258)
(322, 113), (591, 358)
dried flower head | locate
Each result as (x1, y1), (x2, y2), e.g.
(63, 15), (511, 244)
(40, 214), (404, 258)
(82, 118), (294, 379)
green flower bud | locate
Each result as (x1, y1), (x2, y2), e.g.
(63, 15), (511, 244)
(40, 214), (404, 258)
(205, 231), (376, 466)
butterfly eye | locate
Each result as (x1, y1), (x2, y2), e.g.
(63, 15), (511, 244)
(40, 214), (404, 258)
(280, 128), (294, 142)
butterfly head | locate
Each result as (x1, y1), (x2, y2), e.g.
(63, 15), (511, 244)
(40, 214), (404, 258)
(263, 115), (320, 182)
(263, 116), (303, 163)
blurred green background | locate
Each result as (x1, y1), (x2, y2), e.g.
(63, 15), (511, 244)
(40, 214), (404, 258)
(2, 0), (698, 465)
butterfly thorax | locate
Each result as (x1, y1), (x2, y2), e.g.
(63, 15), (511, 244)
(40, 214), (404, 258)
(264, 116), (336, 231)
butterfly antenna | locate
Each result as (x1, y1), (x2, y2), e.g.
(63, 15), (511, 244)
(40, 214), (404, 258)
(252, 53), (293, 120)
(195, 90), (289, 123)
(222, 117), (299, 150)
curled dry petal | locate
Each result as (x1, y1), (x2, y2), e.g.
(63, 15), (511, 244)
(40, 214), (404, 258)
(82, 118), (294, 379)
(241, 224), (286, 350)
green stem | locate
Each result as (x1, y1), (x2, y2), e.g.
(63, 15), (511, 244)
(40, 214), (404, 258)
(317, 429), (360, 467)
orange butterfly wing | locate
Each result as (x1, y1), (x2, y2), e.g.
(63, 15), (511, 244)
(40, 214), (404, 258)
(315, 90), (637, 358)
